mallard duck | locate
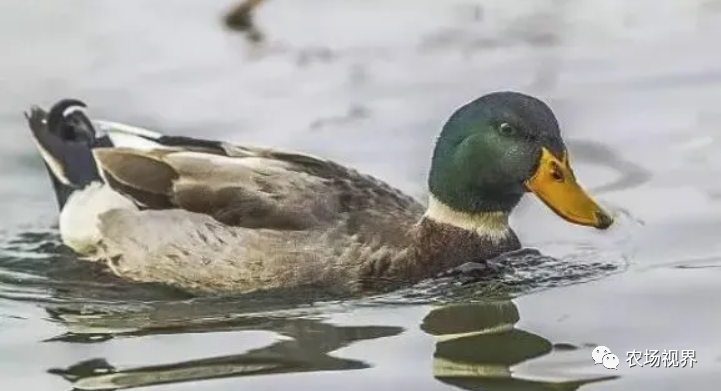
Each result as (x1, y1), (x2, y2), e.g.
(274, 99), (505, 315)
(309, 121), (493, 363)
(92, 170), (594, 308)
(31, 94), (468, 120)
(26, 92), (613, 296)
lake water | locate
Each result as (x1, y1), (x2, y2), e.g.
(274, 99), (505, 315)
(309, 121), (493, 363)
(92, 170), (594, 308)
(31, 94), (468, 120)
(1, 0), (721, 390)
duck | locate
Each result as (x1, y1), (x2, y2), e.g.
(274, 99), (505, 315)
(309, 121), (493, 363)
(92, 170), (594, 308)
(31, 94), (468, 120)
(25, 92), (613, 296)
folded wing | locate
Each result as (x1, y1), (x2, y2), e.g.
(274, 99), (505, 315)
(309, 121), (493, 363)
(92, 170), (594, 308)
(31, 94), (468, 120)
(92, 137), (425, 232)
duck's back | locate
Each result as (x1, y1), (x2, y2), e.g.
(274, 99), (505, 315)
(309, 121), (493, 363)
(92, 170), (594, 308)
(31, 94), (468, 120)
(92, 141), (426, 295)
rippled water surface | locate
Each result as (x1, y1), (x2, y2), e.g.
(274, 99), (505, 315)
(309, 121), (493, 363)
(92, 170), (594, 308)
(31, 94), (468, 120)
(2, 0), (721, 390)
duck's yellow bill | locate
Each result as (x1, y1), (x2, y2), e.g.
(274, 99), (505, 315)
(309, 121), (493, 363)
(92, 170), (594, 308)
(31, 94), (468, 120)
(524, 147), (613, 229)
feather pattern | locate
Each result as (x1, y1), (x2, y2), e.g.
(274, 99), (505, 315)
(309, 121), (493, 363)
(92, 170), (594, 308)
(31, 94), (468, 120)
(85, 130), (432, 294)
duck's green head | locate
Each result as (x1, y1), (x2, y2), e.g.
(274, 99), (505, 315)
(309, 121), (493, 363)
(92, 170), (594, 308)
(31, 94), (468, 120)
(428, 91), (613, 230)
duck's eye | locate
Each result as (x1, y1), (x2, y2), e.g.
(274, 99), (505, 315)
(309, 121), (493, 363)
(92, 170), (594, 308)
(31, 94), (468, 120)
(498, 123), (516, 136)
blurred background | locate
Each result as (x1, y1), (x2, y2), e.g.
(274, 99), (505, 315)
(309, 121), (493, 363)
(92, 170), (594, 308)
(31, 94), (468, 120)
(1, 0), (721, 390)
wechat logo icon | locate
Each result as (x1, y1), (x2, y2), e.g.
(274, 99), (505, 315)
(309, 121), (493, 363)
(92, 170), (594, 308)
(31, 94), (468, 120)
(592, 346), (619, 370)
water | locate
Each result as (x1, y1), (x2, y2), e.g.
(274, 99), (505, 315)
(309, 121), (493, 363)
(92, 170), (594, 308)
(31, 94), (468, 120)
(1, 0), (721, 389)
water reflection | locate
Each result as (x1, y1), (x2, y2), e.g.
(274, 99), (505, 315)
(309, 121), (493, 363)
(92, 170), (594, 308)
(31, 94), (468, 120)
(421, 300), (617, 391)
(48, 312), (403, 390)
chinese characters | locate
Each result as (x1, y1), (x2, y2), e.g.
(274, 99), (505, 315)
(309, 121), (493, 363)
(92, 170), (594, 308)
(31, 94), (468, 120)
(626, 350), (697, 368)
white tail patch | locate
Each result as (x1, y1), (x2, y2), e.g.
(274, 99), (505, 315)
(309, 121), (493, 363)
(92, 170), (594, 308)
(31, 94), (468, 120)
(423, 194), (511, 243)
(59, 182), (138, 255)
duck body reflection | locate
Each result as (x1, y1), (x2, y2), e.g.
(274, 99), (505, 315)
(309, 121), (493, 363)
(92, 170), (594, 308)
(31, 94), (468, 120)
(422, 300), (618, 391)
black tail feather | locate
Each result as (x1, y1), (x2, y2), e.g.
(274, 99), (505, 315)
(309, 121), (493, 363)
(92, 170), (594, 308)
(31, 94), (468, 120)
(27, 99), (107, 209)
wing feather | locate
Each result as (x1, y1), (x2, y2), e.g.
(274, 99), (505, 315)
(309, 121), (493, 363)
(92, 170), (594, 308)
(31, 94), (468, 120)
(92, 137), (424, 232)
